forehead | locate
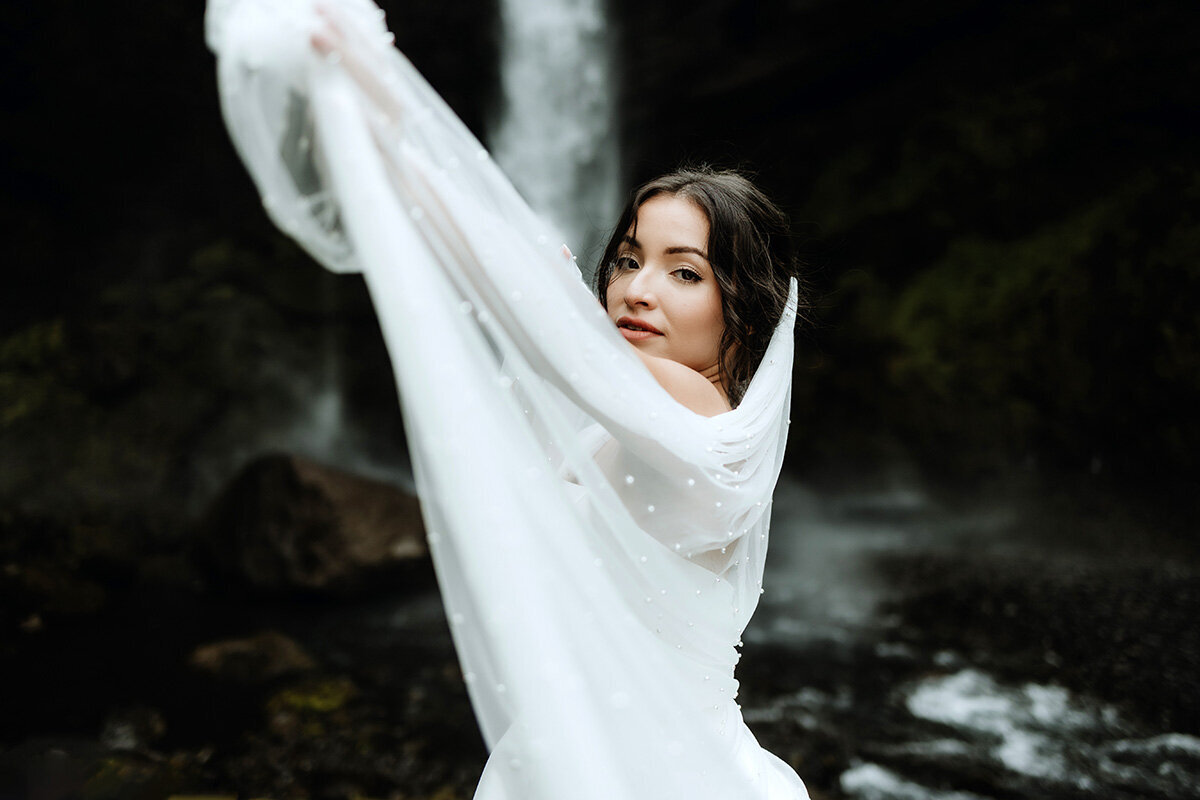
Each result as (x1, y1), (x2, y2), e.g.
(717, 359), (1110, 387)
(627, 194), (710, 245)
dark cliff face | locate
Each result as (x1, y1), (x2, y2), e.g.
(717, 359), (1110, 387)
(0, 0), (500, 332)
(0, 0), (500, 522)
(611, 0), (1200, 484)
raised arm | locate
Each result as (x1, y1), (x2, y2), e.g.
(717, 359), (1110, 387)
(207, 0), (795, 554)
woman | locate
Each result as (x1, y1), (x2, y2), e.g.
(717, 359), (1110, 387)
(208, 0), (809, 796)
(596, 169), (799, 415)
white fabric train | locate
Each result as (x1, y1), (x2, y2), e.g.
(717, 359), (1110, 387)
(207, 1), (809, 796)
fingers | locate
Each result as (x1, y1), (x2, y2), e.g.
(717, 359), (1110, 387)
(307, 1), (407, 124)
(311, 30), (335, 55)
(311, 3), (347, 56)
(314, 4), (344, 35)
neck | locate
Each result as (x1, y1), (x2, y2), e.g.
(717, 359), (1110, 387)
(699, 362), (729, 403)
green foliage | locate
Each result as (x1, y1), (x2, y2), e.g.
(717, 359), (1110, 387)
(890, 198), (1110, 404)
(0, 319), (74, 427)
(0, 317), (65, 367)
(0, 227), (388, 527)
(865, 167), (1200, 475)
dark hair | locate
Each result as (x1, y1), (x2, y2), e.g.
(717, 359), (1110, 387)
(595, 166), (804, 407)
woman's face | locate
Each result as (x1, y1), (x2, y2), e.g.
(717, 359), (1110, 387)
(605, 194), (725, 376)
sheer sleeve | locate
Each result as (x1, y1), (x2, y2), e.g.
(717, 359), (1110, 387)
(208, 2), (806, 797)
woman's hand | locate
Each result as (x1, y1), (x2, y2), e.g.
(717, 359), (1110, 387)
(309, 4), (404, 121)
(310, 4), (346, 58)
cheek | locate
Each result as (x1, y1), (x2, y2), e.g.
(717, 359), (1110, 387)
(604, 281), (618, 310)
(699, 293), (726, 345)
(605, 274), (628, 310)
(676, 294), (725, 360)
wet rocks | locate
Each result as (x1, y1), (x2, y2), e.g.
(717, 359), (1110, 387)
(99, 707), (167, 752)
(190, 631), (317, 684)
(197, 454), (430, 596)
(882, 549), (1200, 736)
(0, 513), (132, 632)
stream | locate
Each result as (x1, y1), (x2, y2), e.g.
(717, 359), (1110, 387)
(2, 473), (1196, 799)
(740, 476), (1200, 799)
(268, 474), (1200, 799)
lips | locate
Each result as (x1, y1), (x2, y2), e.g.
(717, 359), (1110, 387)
(616, 316), (664, 343)
(616, 316), (663, 335)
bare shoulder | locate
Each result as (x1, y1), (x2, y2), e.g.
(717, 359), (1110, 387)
(631, 350), (731, 417)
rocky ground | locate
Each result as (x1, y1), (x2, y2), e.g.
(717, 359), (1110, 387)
(2, 469), (1196, 799)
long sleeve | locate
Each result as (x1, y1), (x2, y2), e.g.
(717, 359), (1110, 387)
(208, 2), (807, 797)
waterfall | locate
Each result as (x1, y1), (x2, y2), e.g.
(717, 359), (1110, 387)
(490, 0), (620, 271)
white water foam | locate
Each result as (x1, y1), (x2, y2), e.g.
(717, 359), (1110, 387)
(904, 668), (1200, 794)
(1096, 732), (1200, 789)
(906, 669), (1107, 781)
(742, 685), (848, 729)
(840, 763), (991, 800)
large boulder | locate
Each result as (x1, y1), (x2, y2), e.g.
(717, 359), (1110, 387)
(198, 454), (429, 595)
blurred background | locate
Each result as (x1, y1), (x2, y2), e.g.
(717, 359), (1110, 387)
(1, 0), (1198, 798)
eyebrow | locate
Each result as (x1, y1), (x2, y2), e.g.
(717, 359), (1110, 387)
(621, 235), (710, 262)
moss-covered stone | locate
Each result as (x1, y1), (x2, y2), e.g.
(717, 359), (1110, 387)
(268, 677), (359, 715)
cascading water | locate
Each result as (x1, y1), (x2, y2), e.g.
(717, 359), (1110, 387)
(275, 0), (622, 491)
(489, 0), (620, 269)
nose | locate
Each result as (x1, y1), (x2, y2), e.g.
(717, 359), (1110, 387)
(623, 267), (657, 308)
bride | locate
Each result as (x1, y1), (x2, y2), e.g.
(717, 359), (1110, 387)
(208, 0), (810, 796)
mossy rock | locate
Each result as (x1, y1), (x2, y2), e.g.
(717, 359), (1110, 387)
(268, 677), (359, 715)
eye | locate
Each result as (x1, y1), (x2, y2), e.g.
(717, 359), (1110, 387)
(612, 254), (640, 271)
(673, 267), (702, 283)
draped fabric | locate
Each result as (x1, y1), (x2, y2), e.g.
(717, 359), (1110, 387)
(207, 1), (808, 796)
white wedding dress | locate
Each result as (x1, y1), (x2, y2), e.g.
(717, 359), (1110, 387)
(207, 1), (809, 796)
